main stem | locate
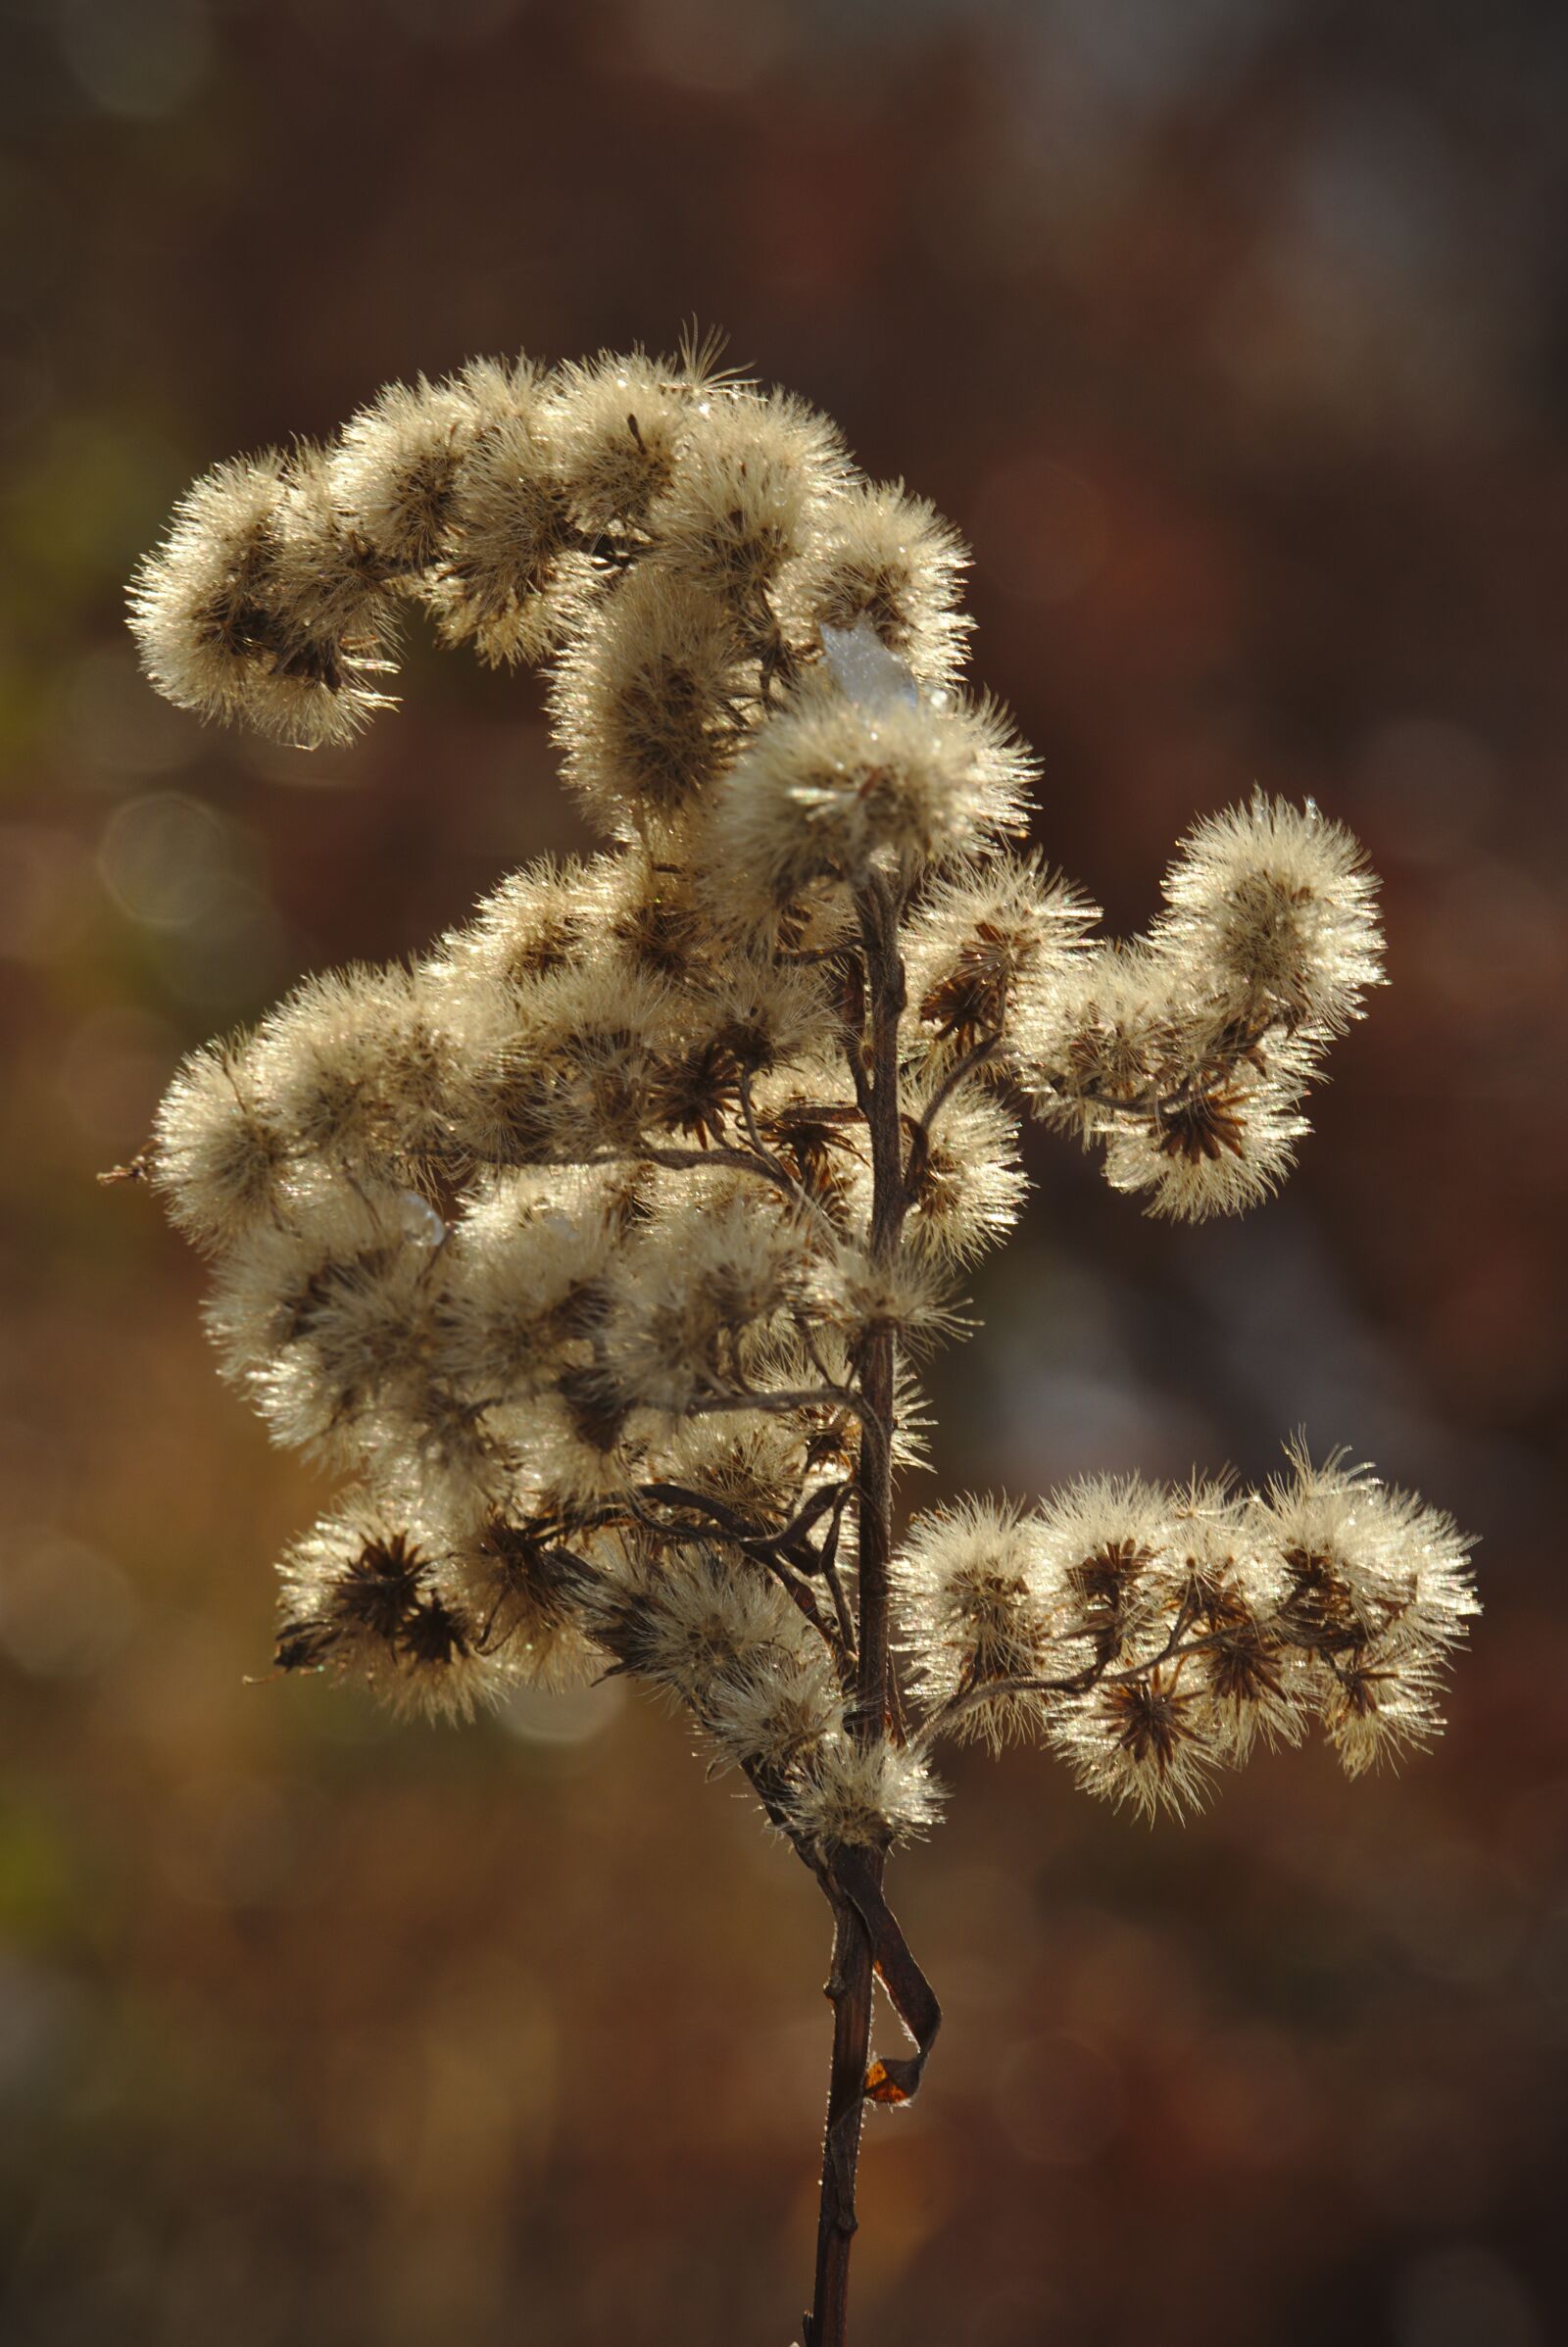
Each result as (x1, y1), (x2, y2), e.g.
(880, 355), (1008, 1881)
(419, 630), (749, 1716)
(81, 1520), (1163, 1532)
(807, 881), (906, 2347)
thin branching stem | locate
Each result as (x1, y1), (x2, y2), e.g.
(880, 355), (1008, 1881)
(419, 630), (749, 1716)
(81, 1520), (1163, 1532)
(687, 1386), (869, 1426)
(1034, 1011), (1289, 1127)
(912, 1627), (1227, 1750)
(808, 875), (911, 2347)
(624, 1494), (843, 1654)
(913, 1030), (1002, 1139)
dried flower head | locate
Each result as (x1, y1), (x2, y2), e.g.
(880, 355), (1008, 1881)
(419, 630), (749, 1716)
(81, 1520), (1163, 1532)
(122, 336), (1476, 2345)
(781, 478), (972, 684)
(708, 683), (1034, 927)
(128, 450), (396, 749)
(276, 1501), (503, 1721)
(899, 1498), (1059, 1748)
(1154, 792), (1384, 1036)
(788, 1734), (945, 1853)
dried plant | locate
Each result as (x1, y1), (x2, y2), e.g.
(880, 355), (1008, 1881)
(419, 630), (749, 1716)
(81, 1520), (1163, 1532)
(117, 338), (1479, 2346)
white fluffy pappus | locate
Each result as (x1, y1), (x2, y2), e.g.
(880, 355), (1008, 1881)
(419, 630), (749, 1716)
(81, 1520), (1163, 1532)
(1047, 1667), (1224, 1823)
(1253, 1442), (1479, 1777)
(591, 1539), (820, 1712)
(906, 852), (1100, 1057)
(1098, 1059), (1311, 1223)
(150, 1032), (290, 1250)
(549, 347), (696, 536)
(901, 1074), (1029, 1269)
(707, 686), (1035, 927)
(1032, 1474), (1177, 1668)
(786, 1733), (945, 1853)
(704, 1648), (843, 1779)
(898, 1498), (1062, 1749)
(550, 562), (751, 834)
(127, 449), (396, 750)
(331, 372), (480, 573)
(600, 1188), (817, 1414)
(274, 1495), (511, 1722)
(641, 384), (852, 607)
(439, 1172), (619, 1404)
(1153, 793), (1384, 1038)
(780, 479), (973, 686)
(424, 358), (589, 667)
(427, 855), (612, 990)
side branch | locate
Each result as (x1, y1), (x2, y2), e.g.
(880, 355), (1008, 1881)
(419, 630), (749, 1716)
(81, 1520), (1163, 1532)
(914, 1032), (1001, 1138)
(687, 1386), (871, 1427)
(1034, 1009), (1290, 1127)
(638, 1477), (852, 1563)
(903, 1029), (1003, 1200)
(911, 1609), (1213, 1750)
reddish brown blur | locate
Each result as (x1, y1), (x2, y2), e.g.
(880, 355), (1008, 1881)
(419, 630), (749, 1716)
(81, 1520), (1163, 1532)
(2, 6), (1565, 2343)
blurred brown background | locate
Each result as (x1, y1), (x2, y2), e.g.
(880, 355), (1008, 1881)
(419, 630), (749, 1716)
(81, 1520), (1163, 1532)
(2, 3), (1566, 2342)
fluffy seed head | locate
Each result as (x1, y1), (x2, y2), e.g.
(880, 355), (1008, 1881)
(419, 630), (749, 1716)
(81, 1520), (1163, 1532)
(1257, 1442), (1479, 1776)
(201, 1179), (431, 1382)
(808, 1231), (962, 1354)
(275, 1499), (503, 1720)
(643, 386), (850, 606)
(551, 348), (693, 534)
(330, 373), (479, 573)
(127, 449), (395, 749)
(788, 1735), (945, 1852)
(909, 853), (1099, 1056)
(899, 1499), (1059, 1747)
(550, 563), (748, 833)
(442, 1170), (617, 1404)
(709, 686), (1034, 926)
(1050, 1666), (1222, 1822)
(1027, 942), (1174, 1132)
(245, 1214), (446, 1465)
(426, 359), (582, 665)
(902, 1078), (1028, 1269)
(438, 1500), (602, 1688)
(705, 1649), (842, 1777)
(593, 1541), (817, 1710)
(1099, 1060), (1311, 1222)
(604, 1190), (812, 1413)
(151, 1035), (289, 1249)
(1035, 1474), (1174, 1668)
(1155, 793), (1384, 1036)
(427, 856), (608, 990)
(782, 479), (972, 684)
(254, 968), (405, 1166)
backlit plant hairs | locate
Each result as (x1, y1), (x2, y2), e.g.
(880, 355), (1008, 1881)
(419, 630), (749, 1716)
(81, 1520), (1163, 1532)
(121, 338), (1478, 2347)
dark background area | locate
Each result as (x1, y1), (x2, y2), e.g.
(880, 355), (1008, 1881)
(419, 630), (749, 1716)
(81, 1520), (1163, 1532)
(2, 3), (1565, 2341)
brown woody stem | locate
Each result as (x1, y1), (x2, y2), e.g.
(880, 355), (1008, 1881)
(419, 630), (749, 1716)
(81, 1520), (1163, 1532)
(806, 876), (908, 2347)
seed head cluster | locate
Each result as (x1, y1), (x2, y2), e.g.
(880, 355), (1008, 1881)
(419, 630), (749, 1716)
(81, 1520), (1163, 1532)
(900, 1452), (1478, 1813)
(125, 338), (1476, 1868)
